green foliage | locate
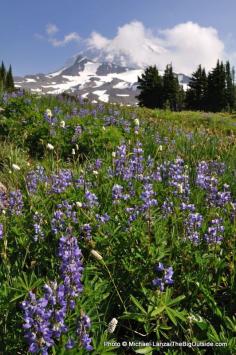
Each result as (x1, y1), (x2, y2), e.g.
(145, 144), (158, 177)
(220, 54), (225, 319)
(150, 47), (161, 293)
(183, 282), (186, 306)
(0, 60), (15, 92)
(137, 64), (183, 111)
(0, 92), (236, 353)
(186, 65), (207, 111)
(186, 60), (235, 113)
(137, 66), (164, 109)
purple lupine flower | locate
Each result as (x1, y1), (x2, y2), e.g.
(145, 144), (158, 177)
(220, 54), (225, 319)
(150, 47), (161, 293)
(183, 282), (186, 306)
(155, 262), (165, 272)
(152, 263), (174, 292)
(71, 125), (82, 143)
(167, 158), (190, 200)
(114, 144), (127, 177)
(112, 184), (123, 203)
(51, 210), (65, 235)
(180, 203), (196, 212)
(125, 207), (140, 224)
(44, 283), (68, 339)
(77, 315), (93, 351)
(152, 166), (162, 182)
(125, 142), (144, 180)
(95, 159), (102, 170)
(204, 219), (224, 244)
(71, 107), (78, 116)
(0, 191), (8, 212)
(65, 339), (75, 349)
(33, 212), (44, 241)
(0, 224), (3, 239)
(140, 183), (157, 210)
(196, 161), (229, 208)
(59, 200), (77, 223)
(9, 190), (23, 215)
(50, 169), (72, 194)
(51, 201), (78, 235)
(21, 292), (55, 354)
(185, 212), (203, 244)
(215, 184), (232, 207)
(79, 108), (90, 117)
(84, 190), (99, 208)
(162, 198), (174, 217)
(58, 232), (84, 298)
(81, 224), (92, 240)
(75, 176), (86, 189)
(95, 213), (110, 225)
(26, 166), (47, 194)
(164, 267), (174, 285)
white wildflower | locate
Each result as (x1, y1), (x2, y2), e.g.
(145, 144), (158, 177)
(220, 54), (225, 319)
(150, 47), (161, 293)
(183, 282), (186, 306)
(112, 152), (116, 158)
(230, 202), (236, 211)
(45, 109), (52, 118)
(178, 183), (183, 194)
(91, 249), (103, 261)
(158, 145), (163, 151)
(60, 120), (65, 128)
(107, 318), (118, 333)
(93, 170), (98, 176)
(134, 118), (140, 126)
(12, 164), (20, 171)
(76, 202), (83, 208)
(72, 149), (76, 155)
(46, 143), (54, 150)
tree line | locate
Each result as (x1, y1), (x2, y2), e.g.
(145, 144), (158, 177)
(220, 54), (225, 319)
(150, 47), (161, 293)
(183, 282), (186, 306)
(0, 61), (15, 92)
(137, 60), (235, 112)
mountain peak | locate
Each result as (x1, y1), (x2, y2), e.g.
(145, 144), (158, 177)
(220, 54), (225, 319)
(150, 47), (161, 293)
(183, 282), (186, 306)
(14, 53), (190, 105)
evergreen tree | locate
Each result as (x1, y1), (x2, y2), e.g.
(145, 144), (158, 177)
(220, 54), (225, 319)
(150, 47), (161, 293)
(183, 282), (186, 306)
(225, 61), (235, 112)
(0, 61), (6, 87)
(162, 64), (180, 111)
(177, 85), (186, 111)
(206, 60), (227, 112)
(0, 78), (3, 93)
(5, 65), (15, 92)
(136, 66), (163, 108)
(185, 65), (207, 110)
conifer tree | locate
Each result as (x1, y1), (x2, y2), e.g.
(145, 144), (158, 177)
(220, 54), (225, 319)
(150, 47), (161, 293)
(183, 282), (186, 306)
(136, 66), (163, 108)
(185, 65), (207, 110)
(225, 61), (235, 112)
(177, 85), (186, 111)
(0, 61), (6, 87)
(206, 60), (227, 112)
(0, 78), (3, 93)
(162, 64), (180, 111)
(5, 65), (15, 92)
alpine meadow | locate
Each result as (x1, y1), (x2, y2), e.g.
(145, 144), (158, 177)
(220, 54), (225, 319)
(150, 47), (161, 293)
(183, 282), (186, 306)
(2, 0), (236, 353)
(0, 90), (236, 354)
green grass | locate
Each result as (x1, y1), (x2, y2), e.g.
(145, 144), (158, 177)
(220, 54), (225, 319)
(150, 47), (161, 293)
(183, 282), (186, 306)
(0, 92), (236, 354)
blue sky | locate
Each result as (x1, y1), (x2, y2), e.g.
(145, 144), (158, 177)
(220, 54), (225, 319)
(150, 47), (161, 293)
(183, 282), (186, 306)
(1, 0), (236, 75)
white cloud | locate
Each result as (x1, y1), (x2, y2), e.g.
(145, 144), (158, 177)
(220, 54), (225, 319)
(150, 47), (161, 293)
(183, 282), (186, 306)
(87, 21), (226, 74)
(49, 32), (80, 47)
(88, 31), (110, 49)
(36, 24), (81, 47)
(46, 23), (59, 36)
(37, 21), (234, 73)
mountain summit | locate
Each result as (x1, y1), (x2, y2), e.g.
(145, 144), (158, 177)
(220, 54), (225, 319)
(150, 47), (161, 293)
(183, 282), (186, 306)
(14, 54), (190, 105)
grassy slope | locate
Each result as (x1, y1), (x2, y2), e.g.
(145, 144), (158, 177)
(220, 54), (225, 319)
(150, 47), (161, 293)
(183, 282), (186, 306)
(0, 93), (236, 354)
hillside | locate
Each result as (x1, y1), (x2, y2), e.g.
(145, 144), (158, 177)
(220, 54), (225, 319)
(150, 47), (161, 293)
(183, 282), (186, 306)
(0, 92), (236, 354)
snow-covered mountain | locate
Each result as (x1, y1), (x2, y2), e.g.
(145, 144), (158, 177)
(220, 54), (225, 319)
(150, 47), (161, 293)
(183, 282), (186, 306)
(14, 54), (190, 105)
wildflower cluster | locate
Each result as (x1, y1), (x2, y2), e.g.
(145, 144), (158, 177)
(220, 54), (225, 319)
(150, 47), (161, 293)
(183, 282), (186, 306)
(152, 263), (174, 292)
